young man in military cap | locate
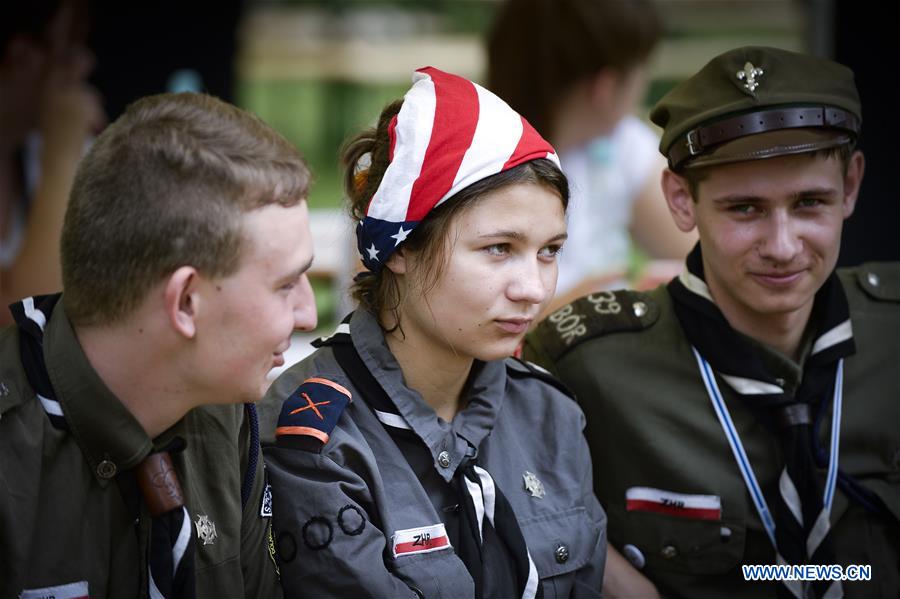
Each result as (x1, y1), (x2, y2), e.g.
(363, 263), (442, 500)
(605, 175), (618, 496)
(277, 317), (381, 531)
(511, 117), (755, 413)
(0, 92), (318, 598)
(525, 46), (899, 598)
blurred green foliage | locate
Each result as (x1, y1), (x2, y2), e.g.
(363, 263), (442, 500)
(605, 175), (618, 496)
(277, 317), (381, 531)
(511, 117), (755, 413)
(270, 0), (499, 34)
(238, 79), (409, 209)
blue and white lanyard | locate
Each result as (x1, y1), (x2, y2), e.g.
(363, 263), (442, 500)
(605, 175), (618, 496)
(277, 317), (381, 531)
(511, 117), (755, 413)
(691, 348), (843, 549)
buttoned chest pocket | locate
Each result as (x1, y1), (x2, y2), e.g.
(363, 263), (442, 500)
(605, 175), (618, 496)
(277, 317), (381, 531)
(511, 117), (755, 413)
(390, 546), (474, 599)
(609, 503), (746, 575)
(520, 506), (603, 598)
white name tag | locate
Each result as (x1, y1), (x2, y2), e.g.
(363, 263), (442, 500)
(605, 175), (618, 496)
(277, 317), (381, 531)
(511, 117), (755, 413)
(20, 581), (89, 599)
(391, 523), (451, 558)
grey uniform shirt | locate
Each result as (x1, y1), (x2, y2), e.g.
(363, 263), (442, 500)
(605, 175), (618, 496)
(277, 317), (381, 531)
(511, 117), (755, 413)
(260, 309), (607, 598)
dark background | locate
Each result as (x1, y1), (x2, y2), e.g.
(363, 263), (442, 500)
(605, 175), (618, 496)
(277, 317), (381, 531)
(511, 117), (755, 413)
(87, 0), (896, 265)
(833, 2), (898, 265)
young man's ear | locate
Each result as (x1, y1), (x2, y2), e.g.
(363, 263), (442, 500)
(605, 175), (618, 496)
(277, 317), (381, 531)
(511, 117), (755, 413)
(163, 266), (200, 339)
(841, 150), (865, 219)
(661, 169), (699, 233)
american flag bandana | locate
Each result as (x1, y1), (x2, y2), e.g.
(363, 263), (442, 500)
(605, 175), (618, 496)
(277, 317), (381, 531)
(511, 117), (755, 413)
(356, 66), (560, 272)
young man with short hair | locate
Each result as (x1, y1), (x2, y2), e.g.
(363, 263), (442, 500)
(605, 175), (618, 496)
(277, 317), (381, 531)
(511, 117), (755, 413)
(0, 92), (317, 598)
(525, 46), (899, 598)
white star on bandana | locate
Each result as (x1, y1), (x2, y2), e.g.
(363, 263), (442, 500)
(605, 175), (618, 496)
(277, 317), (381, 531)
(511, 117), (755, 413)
(390, 225), (410, 246)
(366, 244), (380, 261)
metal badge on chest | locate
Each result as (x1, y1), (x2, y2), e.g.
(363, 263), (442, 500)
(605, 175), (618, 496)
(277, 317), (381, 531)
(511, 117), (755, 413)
(195, 514), (218, 545)
(523, 471), (545, 499)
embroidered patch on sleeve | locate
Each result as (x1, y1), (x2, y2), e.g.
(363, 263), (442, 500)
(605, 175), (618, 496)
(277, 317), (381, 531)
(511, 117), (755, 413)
(626, 486), (722, 521)
(266, 521), (280, 576)
(275, 377), (352, 449)
(20, 581), (89, 599)
(391, 523), (452, 558)
(260, 482), (273, 518)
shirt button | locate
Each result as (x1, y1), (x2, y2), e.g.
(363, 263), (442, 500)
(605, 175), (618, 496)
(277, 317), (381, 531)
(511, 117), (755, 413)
(438, 451), (451, 468)
(632, 301), (648, 318)
(96, 459), (118, 479)
(867, 272), (880, 287)
(623, 543), (646, 569)
(555, 544), (569, 564)
(661, 545), (678, 559)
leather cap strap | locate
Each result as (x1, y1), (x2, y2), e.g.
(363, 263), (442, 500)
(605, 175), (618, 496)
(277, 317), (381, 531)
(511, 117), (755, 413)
(668, 106), (860, 169)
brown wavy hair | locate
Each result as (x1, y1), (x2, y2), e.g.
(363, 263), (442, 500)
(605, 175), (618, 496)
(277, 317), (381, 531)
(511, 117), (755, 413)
(487, 0), (661, 139)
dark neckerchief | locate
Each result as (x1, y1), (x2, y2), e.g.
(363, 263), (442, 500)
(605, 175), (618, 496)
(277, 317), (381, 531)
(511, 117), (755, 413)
(667, 247), (885, 516)
(318, 314), (541, 599)
(668, 245), (855, 598)
(668, 245), (856, 406)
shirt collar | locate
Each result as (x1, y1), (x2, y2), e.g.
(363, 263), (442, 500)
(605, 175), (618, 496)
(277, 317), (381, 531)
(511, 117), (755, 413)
(349, 309), (507, 481)
(44, 299), (153, 484)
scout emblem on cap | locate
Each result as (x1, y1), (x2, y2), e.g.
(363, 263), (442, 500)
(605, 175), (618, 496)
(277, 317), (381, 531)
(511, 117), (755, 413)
(195, 514), (218, 545)
(523, 471), (545, 499)
(736, 62), (764, 93)
(652, 47), (862, 169)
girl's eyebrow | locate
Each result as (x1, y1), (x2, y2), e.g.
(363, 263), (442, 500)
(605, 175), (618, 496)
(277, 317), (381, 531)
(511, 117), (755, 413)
(477, 230), (525, 241)
(476, 231), (568, 243)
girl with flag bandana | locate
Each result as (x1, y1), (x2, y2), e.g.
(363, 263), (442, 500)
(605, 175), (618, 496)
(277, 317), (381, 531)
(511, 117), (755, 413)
(261, 67), (607, 598)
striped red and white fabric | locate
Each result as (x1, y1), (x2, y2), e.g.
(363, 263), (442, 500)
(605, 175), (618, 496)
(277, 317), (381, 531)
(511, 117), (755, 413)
(625, 486), (722, 521)
(357, 66), (559, 271)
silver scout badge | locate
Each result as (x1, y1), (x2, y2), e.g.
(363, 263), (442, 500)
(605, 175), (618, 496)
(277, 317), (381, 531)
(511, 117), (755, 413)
(736, 62), (764, 93)
(195, 514), (218, 545)
(523, 471), (545, 499)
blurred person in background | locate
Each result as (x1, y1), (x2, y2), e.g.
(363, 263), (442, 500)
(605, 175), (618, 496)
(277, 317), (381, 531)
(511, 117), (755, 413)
(0, 0), (105, 325)
(487, 0), (695, 313)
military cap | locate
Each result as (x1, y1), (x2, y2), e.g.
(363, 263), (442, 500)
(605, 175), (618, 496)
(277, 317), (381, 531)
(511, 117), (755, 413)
(651, 46), (861, 170)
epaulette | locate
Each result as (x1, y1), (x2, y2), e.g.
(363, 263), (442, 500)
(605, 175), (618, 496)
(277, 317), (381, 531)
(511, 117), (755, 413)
(275, 377), (352, 453)
(505, 357), (576, 402)
(528, 290), (660, 362)
(856, 262), (900, 302)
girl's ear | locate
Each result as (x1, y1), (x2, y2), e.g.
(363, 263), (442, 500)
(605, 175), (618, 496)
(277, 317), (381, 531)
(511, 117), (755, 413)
(385, 246), (409, 275)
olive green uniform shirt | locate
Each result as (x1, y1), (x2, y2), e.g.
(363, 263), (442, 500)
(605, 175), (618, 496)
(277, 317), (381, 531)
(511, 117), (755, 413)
(0, 299), (282, 598)
(524, 265), (900, 598)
